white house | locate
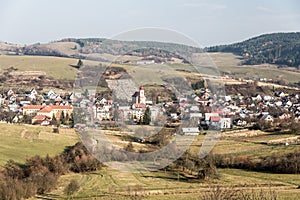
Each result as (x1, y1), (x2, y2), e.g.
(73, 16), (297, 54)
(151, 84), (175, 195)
(220, 118), (232, 129)
(182, 127), (199, 135)
(136, 60), (155, 65)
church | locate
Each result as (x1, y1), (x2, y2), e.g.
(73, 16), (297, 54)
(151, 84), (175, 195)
(132, 85), (146, 105)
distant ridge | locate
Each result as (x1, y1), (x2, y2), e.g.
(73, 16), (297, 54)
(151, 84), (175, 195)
(206, 32), (300, 67)
(1, 32), (300, 67)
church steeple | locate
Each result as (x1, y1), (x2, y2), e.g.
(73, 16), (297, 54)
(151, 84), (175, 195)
(139, 85), (144, 97)
(139, 85), (146, 104)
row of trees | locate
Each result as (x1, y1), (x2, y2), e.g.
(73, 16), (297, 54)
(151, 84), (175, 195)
(0, 142), (101, 200)
(51, 112), (74, 127)
(215, 149), (300, 174)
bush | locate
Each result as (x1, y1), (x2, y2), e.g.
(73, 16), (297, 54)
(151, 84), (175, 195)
(64, 179), (80, 197)
(202, 185), (278, 200)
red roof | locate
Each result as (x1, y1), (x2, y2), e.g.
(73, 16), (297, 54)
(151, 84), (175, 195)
(133, 103), (146, 108)
(210, 116), (220, 122)
(23, 105), (72, 111)
(23, 105), (44, 110)
(33, 115), (48, 120)
(139, 85), (144, 90)
(38, 106), (52, 113)
(51, 105), (72, 109)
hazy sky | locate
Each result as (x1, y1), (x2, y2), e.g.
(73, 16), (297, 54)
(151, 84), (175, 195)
(0, 0), (299, 47)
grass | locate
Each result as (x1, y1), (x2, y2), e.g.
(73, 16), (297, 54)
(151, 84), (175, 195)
(0, 55), (99, 80)
(28, 129), (300, 199)
(0, 124), (298, 199)
(0, 123), (79, 166)
(33, 167), (300, 199)
(194, 52), (300, 84)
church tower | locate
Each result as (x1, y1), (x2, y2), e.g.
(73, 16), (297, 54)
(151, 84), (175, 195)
(139, 85), (146, 104)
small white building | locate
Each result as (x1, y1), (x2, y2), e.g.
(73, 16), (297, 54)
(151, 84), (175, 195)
(220, 118), (232, 129)
(136, 60), (155, 65)
(182, 127), (199, 135)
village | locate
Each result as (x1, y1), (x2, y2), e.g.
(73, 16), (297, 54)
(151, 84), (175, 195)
(0, 82), (299, 136)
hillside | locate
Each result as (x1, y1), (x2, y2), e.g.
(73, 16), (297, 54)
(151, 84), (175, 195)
(207, 32), (300, 67)
(0, 38), (202, 62)
(2, 32), (300, 68)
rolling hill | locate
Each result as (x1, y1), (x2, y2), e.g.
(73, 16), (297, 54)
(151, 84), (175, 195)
(1, 32), (300, 68)
(207, 32), (300, 67)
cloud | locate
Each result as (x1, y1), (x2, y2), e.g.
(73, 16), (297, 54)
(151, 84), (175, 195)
(182, 2), (227, 10)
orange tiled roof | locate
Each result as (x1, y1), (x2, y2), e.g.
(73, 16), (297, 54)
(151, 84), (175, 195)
(32, 115), (48, 120)
(23, 105), (44, 110)
(38, 106), (53, 113)
(51, 105), (72, 109)
(133, 103), (146, 108)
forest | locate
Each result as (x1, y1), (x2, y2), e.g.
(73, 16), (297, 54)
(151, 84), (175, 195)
(207, 32), (300, 67)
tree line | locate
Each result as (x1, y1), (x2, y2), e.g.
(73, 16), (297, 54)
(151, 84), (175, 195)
(215, 149), (300, 174)
(207, 32), (300, 67)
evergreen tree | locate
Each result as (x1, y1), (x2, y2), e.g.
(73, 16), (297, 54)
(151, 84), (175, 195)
(60, 111), (65, 125)
(69, 113), (74, 128)
(51, 113), (58, 126)
(65, 112), (70, 125)
(143, 107), (151, 125)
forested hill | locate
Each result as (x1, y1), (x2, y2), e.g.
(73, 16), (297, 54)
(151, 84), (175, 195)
(206, 32), (300, 67)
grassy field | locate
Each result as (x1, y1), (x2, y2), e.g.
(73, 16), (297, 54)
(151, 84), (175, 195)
(0, 124), (298, 199)
(210, 53), (300, 83)
(1, 53), (299, 86)
(33, 166), (300, 199)
(0, 55), (100, 80)
(0, 123), (79, 166)
(23, 128), (300, 199)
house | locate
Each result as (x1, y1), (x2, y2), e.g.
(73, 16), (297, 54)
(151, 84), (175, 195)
(7, 89), (14, 96)
(220, 118), (232, 129)
(95, 108), (110, 121)
(23, 105), (73, 125)
(47, 90), (55, 98)
(263, 95), (273, 101)
(252, 94), (262, 102)
(131, 108), (144, 121)
(279, 113), (291, 120)
(23, 105), (44, 116)
(32, 115), (51, 125)
(37, 106), (53, 118)
(235, 119), (247, 126)
(224, 96), (232, 102)
(205, 113), (219, 121)
(0, 98), (5, 105)
(170, 113), (178, 120)
(260, 114), (274, 123)
(99, 98), (107, 105)
(30, 88), (38, 96)
(181, 127), (199, 135)
(8, 104), (19, 112)
(278, 92), (287, 98)
(136, 60), (155, 65)
(209, 115), (221, 127)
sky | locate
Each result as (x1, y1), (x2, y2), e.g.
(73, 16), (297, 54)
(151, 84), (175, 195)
(0, 0), (300, 47)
